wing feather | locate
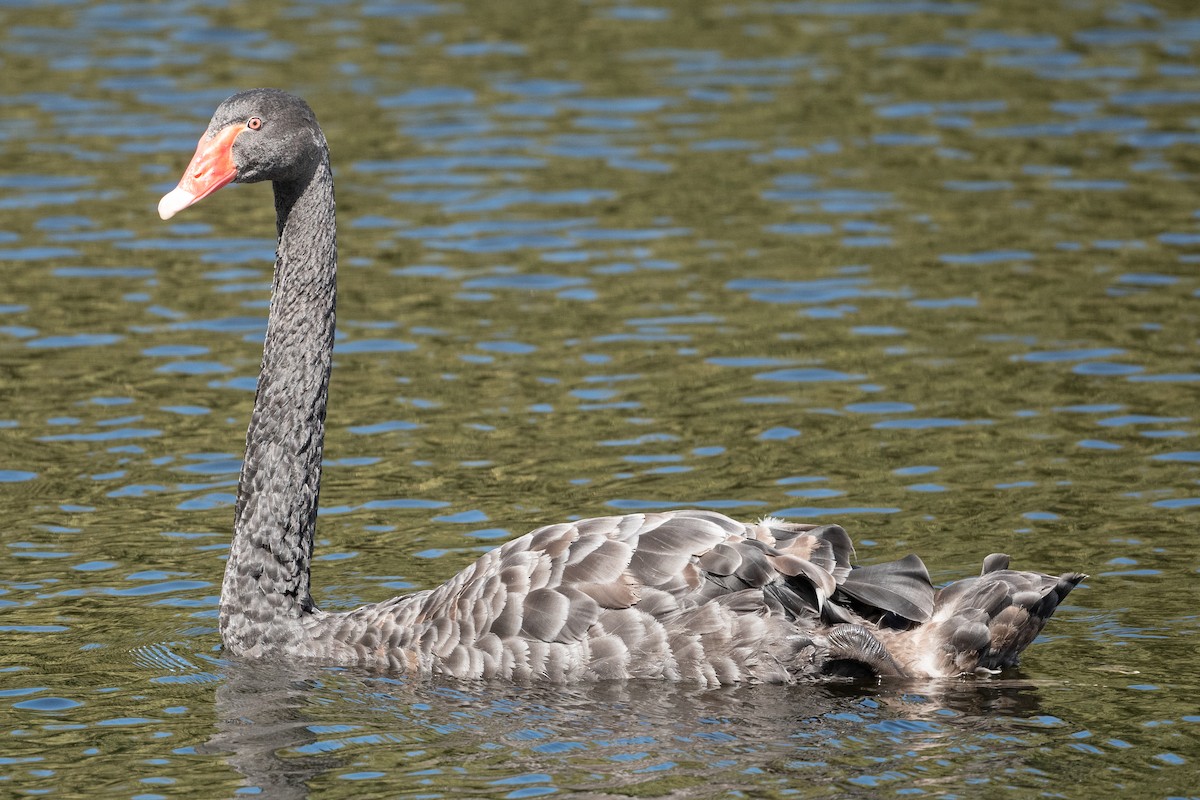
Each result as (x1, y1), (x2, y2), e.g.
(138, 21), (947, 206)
(838, 554), (934, 623)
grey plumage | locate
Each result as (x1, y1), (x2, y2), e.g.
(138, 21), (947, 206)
(840, 554), (935, 624)
(161, 89), (1086, 687)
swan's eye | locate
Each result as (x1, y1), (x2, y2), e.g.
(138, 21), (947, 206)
(247, 117), (262, 131)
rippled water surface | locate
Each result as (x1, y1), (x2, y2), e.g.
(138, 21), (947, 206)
(2, 0), (1198, 796)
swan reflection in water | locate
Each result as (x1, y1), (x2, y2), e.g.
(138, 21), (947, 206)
(200, 658), (1064, 798)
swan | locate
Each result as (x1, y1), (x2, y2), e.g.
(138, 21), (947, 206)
(158, 89), (1084, 685)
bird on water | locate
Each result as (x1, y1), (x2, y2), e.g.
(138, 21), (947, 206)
(158, 89), (1085, 686)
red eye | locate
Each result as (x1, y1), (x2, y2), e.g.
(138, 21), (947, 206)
(247, 117), (262, 130)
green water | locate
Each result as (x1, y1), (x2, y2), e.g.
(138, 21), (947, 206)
(1, 0), (1197, 796)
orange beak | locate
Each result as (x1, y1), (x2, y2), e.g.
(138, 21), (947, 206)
(158, 124), (245, 220)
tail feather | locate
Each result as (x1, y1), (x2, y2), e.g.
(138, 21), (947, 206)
(981, 552), (1010, 574)
(736, 519), (1083, 680)
(922, 568), (1086, 675)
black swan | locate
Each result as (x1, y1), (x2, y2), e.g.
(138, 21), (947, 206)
(158, 89), (1084, 684)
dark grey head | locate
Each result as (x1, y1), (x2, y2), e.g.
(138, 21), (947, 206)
(159, 88), (328, 219)
(214, 89), (326, 185)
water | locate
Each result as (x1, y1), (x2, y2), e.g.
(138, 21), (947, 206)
(1, 0), (1198, 796)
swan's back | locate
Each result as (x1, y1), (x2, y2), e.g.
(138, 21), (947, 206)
(293, 510), (1082, 685)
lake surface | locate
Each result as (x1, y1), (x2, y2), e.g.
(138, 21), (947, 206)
(1, 0), (1198, 796)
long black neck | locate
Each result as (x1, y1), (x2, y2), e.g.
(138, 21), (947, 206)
(220, 151), (337, 646)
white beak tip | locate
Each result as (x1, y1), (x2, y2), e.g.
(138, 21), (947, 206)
(158, 186), (197, 220)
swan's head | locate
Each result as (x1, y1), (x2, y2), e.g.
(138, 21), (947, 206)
(158, 89), (327, 220)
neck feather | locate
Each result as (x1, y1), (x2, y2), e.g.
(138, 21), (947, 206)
(220, 153), (337, 651)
